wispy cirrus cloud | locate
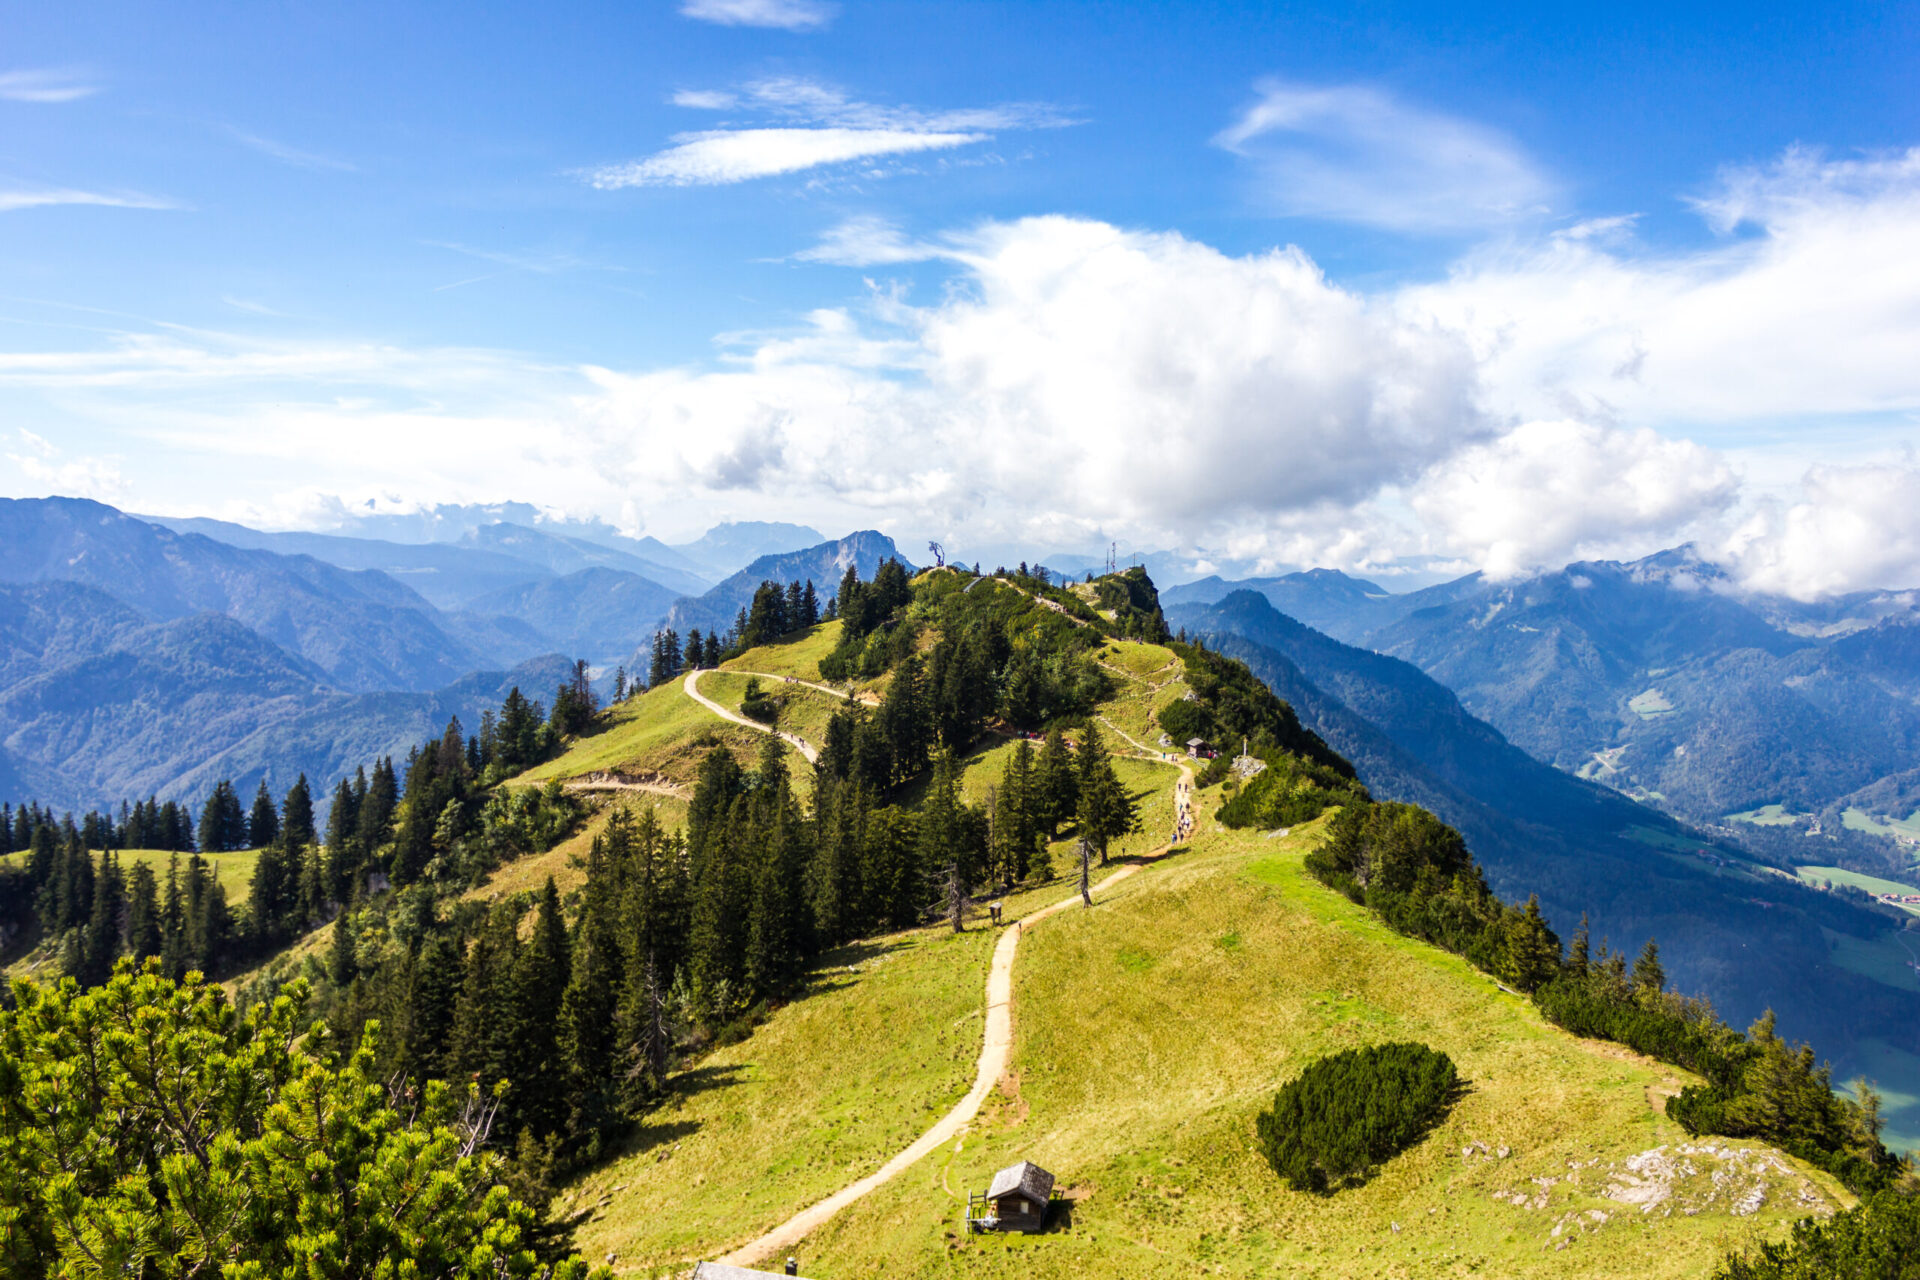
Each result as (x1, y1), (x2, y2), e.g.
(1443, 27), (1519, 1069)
(0, 67), (99, 103)
(679, 0), (835, 31)
(591, 128), (989, 188)
(794, 215), (940, 265)
(586, 77), (1071, 189)
(228, 128), (357, 172)
(0, 187), (184, 213)
(1214, 79), (1555, 233)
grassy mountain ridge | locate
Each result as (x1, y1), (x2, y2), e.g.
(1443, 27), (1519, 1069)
(1168, 589), (1920, 1156)
(504, 610), (1853, 1276)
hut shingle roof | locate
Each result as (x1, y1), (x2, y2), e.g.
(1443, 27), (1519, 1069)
(986, 1160), (1056, 1204)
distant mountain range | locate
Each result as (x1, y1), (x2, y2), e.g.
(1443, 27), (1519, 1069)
(1167, 549), (1920, 869)
(0, 497), (900, 811)
(1168, 589), (1920, 1120)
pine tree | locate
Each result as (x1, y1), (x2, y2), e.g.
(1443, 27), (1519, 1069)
(1632, 939), (1666, 1001)
(247, 840), (291, 947)
(512, 878), (572, 1139)
(1036, 727), (1077, 837)
(248, 781), (280, 848)
(1502, 895), (1561, 993)
(199, 780), (246, 853)
(328, 909), (359, 987)
(359, 758), (398, 849)
(325, 777), (361, 904)
(282, 775), (316, 848)
(449, 905), (519, 1096)
(743, 739), (809, 996)
(401, 931), (462, 1084)
(77, 851), (125, 986)
(159, 854), (186, 979)
(125, 860), (162, 962)
(684, 628), (704, 672)
(800, 579), (820, 628)
(559, 844), (623, 1150)
(702, 632), (721, 668)
(1075, 723), (1138, 863)
(1568, 912), (1591, 978)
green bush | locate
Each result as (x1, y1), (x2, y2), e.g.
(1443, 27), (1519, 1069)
(1156, 697), (1214, 745)
(1255, 1041), (1462, 1194)
(1715, 1190), (1920, 1279)
(740, 676), (779, 724)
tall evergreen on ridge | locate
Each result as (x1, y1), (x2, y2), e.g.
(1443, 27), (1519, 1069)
(512, 878), (572, 1141)
(1075, 722), (1139, 865)
(197, 780), (247, 853)
(281, 775), (316, 849)
(1036, 727), (1078, 838)
(248, 781), (280, 849)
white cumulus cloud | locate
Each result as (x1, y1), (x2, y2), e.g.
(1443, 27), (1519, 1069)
(1721, 461), (1920, 601)
(1398, 146), (1920, 426)
(1406, 419), (1739, 579)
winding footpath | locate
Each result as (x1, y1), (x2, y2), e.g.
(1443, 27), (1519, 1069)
(683, 668), (820, 765)
(726, 669), (880, 708)
(673, 661), (1186, 1268)
(715, 858), (1161, 1270)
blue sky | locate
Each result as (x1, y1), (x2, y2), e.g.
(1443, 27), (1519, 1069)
(5, 0), (1919, 593)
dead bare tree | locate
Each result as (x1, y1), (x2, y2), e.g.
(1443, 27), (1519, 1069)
(1077, 836), (1093, 908)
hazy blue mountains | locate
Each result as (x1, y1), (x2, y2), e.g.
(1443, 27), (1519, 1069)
(1173, 550), (1920, 860)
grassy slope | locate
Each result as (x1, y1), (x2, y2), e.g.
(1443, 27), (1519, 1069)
(553, 629), (1840, 1278)
(719, 621), (846, 681)
(794, 816), (1847, 1280)
(2, 846), (260, 899)
(512, 675), (768, 788)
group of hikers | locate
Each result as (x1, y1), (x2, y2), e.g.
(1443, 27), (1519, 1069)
(1171, 777), (1194, 845)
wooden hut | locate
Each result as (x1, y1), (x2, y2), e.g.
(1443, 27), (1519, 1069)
(1186, 737), (1210, 759)
(968, 1160), (1056, 1233)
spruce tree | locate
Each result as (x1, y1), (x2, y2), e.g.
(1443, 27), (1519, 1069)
(159, 854), (186, 979)
(559, 844), (623, 1149)
(78, 851), (125, 987)
(402, 931), (462, 1084)
(248, 781), (280, 848)
(328, 909), (359, 987)
(125, 860), (162, 962)
(1568, 913), (1591, 978)
(684, 629), (704, 672)
(359, 758), (398, 849)
(1036, 727), (1077, 837)
(512, 878), (572, 1139)
(1075, 723), (1138, 864)
(282, 774), (316, 849)
(1502, 895), (1561, 993)
(1632, 939), (1666, 1001)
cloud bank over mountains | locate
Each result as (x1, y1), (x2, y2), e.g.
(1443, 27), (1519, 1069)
(7, 142), (1920, 600)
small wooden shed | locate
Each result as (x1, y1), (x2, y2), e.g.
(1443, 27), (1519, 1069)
(1186, 737), (1210, 758)
(969, 1160), (1056, 1233)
